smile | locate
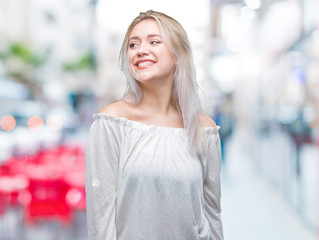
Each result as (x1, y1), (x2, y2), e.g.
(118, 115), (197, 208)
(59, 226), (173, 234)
(136, 60), (155, 69)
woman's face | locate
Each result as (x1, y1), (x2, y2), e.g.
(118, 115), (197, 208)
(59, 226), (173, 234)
(127, 19), (176, 84)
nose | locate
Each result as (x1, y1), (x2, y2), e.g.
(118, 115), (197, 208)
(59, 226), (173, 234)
(137, 42), (150, 56)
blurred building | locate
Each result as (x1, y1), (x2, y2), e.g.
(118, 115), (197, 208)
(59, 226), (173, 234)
(209, 0), (319, 232)
(0, 0), (97, 108)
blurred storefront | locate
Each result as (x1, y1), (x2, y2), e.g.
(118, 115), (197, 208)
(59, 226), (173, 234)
(209, 0), (319, 234)
(0, 0), (98, 239)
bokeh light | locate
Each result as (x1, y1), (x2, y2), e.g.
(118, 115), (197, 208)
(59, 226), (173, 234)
(27, 115), (44, 131)
(0, 115), (16, 131)
(66, 188), (83, 207)
(46, 115), (63, 131)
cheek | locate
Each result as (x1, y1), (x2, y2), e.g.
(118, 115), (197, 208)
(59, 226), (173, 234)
(164, 49), (177, 64)
(127, 52), (134, 65)
(127, 53), (136, 72)
(165, 53), (177, 69)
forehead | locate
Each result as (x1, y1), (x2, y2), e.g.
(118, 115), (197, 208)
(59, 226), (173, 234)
(130, 19), (161, 38)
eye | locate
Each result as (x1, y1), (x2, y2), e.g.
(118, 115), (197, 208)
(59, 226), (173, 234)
(151, 40), (160, 45)
(129, 43), (138, 48)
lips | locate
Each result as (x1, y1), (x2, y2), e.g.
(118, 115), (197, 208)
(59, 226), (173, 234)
(135, 60), (156, 69)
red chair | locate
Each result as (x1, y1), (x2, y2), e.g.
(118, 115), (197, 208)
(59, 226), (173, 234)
(23, 163), (72, 226)
(24, 178), (71, 225)
(0, 174), (30, 208)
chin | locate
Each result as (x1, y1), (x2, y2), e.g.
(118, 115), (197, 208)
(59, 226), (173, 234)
(135, 78), (153, 83)
(133, 74), (155, 82)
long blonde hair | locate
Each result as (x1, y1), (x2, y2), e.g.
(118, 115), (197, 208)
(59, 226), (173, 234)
(119, 10), (203, 150)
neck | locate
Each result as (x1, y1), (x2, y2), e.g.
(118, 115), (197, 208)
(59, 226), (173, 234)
(139, 78), (177, 115)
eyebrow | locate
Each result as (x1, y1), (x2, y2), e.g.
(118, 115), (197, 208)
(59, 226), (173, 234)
(128, 34), (162, 42)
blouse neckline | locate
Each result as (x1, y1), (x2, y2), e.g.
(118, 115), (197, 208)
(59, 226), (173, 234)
(93, 113), (220, 135)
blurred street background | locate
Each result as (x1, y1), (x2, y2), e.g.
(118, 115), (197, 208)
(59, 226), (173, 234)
(0, 0), (318, 239)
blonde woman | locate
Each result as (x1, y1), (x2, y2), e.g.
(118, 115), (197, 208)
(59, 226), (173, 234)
(85, 10), (224, 240)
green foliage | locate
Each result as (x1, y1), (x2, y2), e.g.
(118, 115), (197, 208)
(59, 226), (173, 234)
(63, 52), (96, 72)
(0, 43), (95, 73)
(0, 42), (47, 67)
(0, 51), (4, 60)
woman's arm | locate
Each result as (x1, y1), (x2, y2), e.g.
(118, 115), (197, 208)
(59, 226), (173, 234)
(85, 118), (120, 240)
(203, 131), (224, 240)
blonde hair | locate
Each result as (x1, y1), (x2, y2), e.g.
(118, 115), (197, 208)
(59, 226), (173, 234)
(119, 10), (203, 150)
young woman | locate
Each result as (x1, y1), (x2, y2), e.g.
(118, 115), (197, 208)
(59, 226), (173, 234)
(85, 10), (224, 240)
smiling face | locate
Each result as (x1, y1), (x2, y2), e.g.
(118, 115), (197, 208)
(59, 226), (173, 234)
(127, 19), (177, 84)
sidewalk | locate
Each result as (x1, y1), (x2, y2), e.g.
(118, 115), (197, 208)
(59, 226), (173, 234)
(220, 129), (317, 240)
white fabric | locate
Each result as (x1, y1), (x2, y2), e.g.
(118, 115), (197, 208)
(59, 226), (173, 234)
(85, 113), (223, 240)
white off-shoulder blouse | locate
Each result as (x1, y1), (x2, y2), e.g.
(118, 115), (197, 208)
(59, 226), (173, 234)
(85, 113), (223, 240)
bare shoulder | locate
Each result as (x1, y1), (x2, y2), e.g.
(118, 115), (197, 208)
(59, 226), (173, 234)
(99, 100), (131, 118)
(198, 113), (217, 128)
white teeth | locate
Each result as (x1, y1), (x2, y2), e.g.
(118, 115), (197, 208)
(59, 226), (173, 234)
(138, 61), (153, 67)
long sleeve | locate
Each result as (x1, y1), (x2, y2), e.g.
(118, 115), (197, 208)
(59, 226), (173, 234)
(85, 118), (121, 240)
(203, 131), (224, 240)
